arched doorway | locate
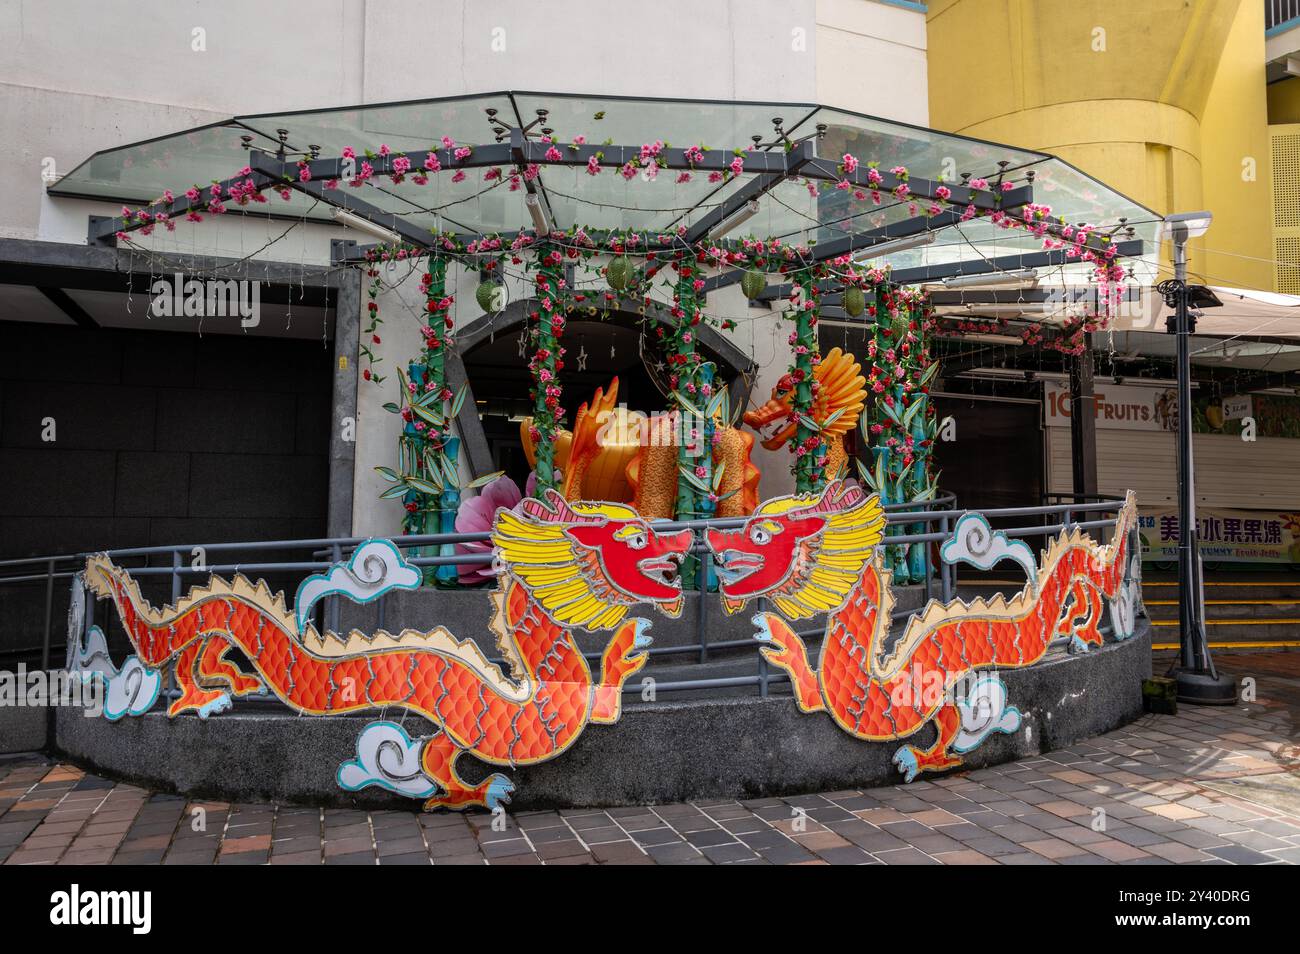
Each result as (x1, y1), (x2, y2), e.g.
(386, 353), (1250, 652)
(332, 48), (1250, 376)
(452, 302), (757, 490)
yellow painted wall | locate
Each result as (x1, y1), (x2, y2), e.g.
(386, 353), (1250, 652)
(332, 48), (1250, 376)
(927, 0), (1275, 290)
(1199, 1), (1274, 291)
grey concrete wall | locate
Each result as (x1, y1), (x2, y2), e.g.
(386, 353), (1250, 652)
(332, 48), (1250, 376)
(52, 619), (1153, 810)
(0, 700), (47, 753)
(0, 322), (333, 661)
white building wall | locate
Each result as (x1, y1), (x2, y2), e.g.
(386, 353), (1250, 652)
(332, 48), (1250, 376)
(1, 0), (930, 536)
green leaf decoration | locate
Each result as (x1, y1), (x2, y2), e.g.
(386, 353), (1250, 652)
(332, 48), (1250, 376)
(382, 402), (401, 414)
(406, 476), (444, 496)
(466, 470), (506, 489)
(678, 465), (711, 493)
(675, 394), (703, 418)
(712, 461), (726, 491)
(855, 457), (878, 490)
(374, 466), (401, 483)
(380, 483), (411, 500)
(449, 384), (468, 420)
(439, 455), (460, 489)
(411, 403), (444, 427)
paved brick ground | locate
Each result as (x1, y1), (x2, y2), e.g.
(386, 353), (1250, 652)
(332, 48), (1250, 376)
(2, 651), (1298, 865)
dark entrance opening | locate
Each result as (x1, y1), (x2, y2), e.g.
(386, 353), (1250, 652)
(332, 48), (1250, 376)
(460, 309), (753, 493)
(931, 394), (1043, 512)
(0, 321), (333, 560)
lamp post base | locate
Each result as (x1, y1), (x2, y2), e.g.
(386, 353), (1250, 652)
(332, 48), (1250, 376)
(1167, 667), (1237, 706)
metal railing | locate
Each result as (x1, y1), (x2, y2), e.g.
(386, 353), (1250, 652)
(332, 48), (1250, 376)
(1267, 0), (1300, 32)
(0, 491), (1136, 705)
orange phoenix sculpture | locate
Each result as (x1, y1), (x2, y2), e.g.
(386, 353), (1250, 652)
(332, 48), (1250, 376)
(743, 347), (867, 480)
(80, 491), (692, 811)
(705, 481), (1139, 781)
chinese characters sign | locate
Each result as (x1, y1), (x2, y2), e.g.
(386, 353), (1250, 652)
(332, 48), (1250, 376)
(1139, 508), (1300, 563)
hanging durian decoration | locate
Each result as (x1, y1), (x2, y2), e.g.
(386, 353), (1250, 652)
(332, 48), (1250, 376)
(843, 284), (865, 317)
(607, 255), (633, 291)
(476, 279), (504, 313)
(740, 268), (766, 301)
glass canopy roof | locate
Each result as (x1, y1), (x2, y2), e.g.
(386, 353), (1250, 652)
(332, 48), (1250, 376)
(51, 91), (1161, 279)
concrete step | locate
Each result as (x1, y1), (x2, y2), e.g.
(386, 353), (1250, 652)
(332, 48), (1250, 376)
(1142, 580), (1300, 601)
(1147, 618), (1300, 645)
(1144, 599), (1300, 621)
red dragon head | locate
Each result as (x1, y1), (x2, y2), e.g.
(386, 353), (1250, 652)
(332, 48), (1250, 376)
(492, 489), (693, 629)
(705, 481), (885, 618)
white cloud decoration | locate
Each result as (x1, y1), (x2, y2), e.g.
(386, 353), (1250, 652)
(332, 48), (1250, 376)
(940, 512), (1037, 581)
(69, 627), (163, 721)
(953, 673), (1022, 754)
(1109, 552), (1142, 641)
(337, 721), (438, 799)
(294, 538), (422, 632)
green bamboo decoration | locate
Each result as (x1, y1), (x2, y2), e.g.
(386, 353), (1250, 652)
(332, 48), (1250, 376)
(858, 286), (937, 585)
(527, 244), (567, 495)
(376, 255), (463, 585)
(788, 266), (825, 494)
(670, 257), (715, 520)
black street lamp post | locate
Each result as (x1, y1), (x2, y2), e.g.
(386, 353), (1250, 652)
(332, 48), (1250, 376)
(1157, 212), (1234, 705)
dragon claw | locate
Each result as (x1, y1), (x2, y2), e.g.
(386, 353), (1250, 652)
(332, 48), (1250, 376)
(484, 774), (515, 811)
(1068, 635), (1092, 655)
(892, 746), (921, 783)
(195, 692), (232, 719)
(751, 613), (774, 642)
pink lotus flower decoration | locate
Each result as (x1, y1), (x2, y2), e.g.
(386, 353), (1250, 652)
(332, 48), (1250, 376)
(454, 475), (523, 585)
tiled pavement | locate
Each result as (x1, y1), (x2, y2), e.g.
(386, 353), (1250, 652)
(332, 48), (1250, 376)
(2, 651), (1299, 865)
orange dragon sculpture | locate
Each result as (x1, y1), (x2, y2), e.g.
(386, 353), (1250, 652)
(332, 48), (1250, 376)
(80, 490), (692, 810)
(705, 481), (1138, 781)
(743, 347), (867, 481)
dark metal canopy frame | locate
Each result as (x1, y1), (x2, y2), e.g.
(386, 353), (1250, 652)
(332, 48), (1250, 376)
(55, 91), (1156, 547)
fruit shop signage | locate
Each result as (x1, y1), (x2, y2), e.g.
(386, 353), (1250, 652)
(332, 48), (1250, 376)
(1139, 508), (1300, 564)
(1046, 383), (1300, 439)
(1045, 382), (1170, 432)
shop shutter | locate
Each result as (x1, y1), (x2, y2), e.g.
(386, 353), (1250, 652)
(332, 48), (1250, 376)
(1045, 427), (1299, 510)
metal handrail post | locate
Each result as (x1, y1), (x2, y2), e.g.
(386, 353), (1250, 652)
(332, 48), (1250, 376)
(939, 513), (953, 603)
(329, 543), (343, 635)
(40, 558), (55, 671)
(697, 545), (710, 663)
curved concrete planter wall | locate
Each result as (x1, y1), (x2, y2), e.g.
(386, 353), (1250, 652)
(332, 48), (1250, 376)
(54, 619), (1152, 810)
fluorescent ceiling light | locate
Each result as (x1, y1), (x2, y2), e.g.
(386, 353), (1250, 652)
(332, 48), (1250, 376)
(939, 269), (1038, 289)
(709, 199), (760, 240)
(852, 232), (936, 262)
(331, 207), (401, 244)
(1109, 376), (1198, 389)
(935, 333), (1025, 345)
(526, 192), (552, 234)
(957, 368), (1071, 382)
